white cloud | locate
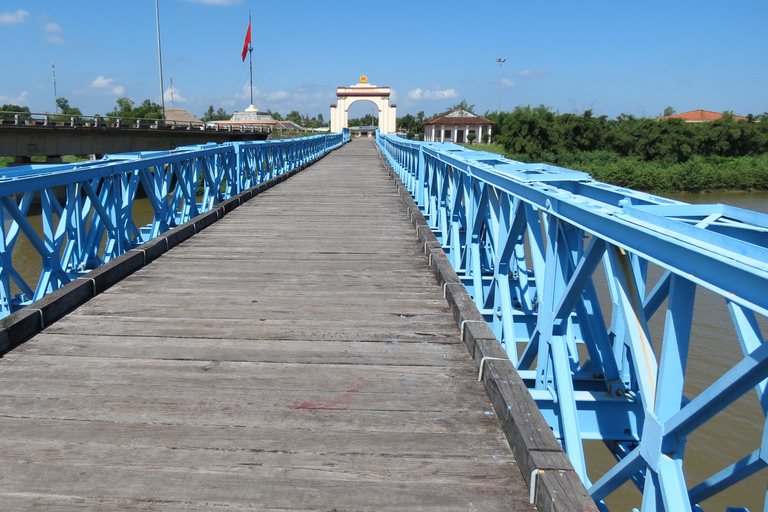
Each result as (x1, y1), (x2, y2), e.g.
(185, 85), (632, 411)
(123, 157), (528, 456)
(91, 76), (114, 88)
(517, 69), (550, 79)
(42, 21), (64, 43)
(244, 86), (292, 103)
(407, 88), (459, 100)
(90, 76), (125, 95)
(265, 91), (289, 101)
(164, 86), (187, 104)
(501, 78), (516, 89)
(44, 34), (65, 44)
(0, 9), (29, 24)
(0, 91), (29, 104)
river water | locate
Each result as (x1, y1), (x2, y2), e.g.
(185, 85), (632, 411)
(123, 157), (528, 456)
(7, 198), (157, 299)
(8, 191), (768, 511)
(594, 191), (768, 511)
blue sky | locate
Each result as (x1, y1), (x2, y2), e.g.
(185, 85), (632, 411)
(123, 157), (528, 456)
(1, 0), (766, 121)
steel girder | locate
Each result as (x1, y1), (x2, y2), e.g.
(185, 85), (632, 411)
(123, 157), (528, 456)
(0, 132), (346, 317)
(377, 132), (768, 512)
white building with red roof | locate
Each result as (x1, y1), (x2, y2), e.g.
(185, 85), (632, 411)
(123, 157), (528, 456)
(423, 108), (494, 144)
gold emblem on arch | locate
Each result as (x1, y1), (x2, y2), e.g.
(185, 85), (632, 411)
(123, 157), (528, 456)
(360, 75), (368, 84)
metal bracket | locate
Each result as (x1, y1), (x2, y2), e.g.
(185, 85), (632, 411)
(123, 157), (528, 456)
(529, 469), (544, 503)
(459, 319), (486, 342)
(477, 356), (508, 381)
(443, 282), (461, 298)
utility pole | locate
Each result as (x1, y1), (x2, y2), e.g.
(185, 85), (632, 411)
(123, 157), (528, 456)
(496, 58), (506, 114)
(51, 60), (58, 113)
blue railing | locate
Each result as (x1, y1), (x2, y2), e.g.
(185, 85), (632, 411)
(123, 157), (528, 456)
(377, 132), (768, 512)
(0, 131), (347, 317)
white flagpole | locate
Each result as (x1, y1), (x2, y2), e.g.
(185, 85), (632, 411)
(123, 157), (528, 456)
(156, 0), (166, 118)
(248, 11), (253, 107)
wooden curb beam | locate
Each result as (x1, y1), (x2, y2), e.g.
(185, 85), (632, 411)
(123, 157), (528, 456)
(380, 151), (599, 512)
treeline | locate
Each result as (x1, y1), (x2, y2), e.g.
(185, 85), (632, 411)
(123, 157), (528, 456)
(484, 106), (768, 192)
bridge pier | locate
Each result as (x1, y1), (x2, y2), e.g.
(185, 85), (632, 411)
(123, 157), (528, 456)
(7, 156), (31, 167)
(6, 155), (63, 167)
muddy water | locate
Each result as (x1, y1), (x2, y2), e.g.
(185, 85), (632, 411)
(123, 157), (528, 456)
(593, 191), (768, 511)
(7, 198), (156, 299)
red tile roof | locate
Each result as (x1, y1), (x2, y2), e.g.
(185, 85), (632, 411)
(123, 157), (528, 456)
(660, 109), (747, 122)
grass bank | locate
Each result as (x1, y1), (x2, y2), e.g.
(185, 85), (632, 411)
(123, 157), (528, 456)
(0, 155), (88, 169)
(463, 145), (768, 194)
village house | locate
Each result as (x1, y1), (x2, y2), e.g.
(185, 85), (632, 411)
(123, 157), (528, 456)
(423, 108), (494, 144)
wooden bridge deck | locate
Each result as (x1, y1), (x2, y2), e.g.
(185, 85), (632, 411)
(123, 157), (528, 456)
(0, 139), (535, 511)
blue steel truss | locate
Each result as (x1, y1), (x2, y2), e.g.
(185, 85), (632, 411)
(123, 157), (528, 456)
(0, 131), (347, 316)
(378, 132), (768, 512)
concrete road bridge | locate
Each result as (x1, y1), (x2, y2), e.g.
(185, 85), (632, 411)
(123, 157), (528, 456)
(0, 111), (267, 164)
(0, 132), (766, 512)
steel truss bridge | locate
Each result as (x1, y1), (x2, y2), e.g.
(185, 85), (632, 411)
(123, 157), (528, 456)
(377, 132), (768, 512)
(0, 129), (767, 511)
(0, 133), (345, 315)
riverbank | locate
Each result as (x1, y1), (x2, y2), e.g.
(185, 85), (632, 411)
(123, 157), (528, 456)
(0, 155), (88, 168)
(464, 144), (768, 194)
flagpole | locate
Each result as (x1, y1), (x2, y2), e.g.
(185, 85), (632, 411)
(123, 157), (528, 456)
(156, 0), (166, 118)
(248, 11), (253, 107)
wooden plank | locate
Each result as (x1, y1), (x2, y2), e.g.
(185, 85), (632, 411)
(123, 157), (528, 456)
(0, 439), (518, 484)
(0, 139), (536, 511)
(18, 334), (469, 366)
(42, 315), (460, 343)
(0, 462), (529, 511)
(0, 416), (509, 458)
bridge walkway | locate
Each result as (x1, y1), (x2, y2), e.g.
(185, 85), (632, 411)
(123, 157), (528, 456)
(0, 139), (534, 511)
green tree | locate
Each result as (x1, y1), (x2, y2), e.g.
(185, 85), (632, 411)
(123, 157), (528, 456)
(396, 113), (425, 137)
(107, 98), (163, 120)
(134, 99), (163, 119)
(398, 113), (417, 131)
(286, 110), (302, 124)
(663, 106), (676, 117)
(270, 111), (283, 121)
(451, 99), (475, 113)
(549, 110), (608, 154)
(495, 105), (556, 160)
(201, 105), (230, 122)
(1, 104), (32, 122)
(348, 114), (377, 126)
(52, 97), (83, 124)
(112, 97), (135, 115)
(55, 97), (82, 116)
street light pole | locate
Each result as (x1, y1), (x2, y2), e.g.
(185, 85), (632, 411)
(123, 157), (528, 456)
(497, 58), (506, 114)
